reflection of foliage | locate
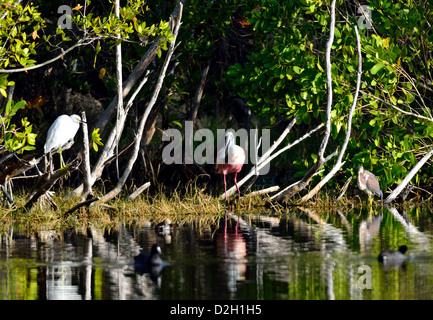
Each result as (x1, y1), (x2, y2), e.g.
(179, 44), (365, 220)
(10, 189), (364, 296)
(0, 259), (39, 300)
(226, 0), (433, 191)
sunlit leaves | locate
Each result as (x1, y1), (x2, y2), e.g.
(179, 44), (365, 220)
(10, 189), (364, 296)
(91, 128), (104, 152)
(0, 100), (37, 153)
(224, 0), (433, 189)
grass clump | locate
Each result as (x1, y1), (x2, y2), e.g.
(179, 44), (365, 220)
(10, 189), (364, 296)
(0, 182), (270, 237)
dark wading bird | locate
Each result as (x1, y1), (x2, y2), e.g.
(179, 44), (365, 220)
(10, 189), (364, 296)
(378, 245), (408, 268)
(134, 243), (164, 283)
(216, 131), (245, 202)
(44, 114), (84, 170)
(357, 166), (383, 205)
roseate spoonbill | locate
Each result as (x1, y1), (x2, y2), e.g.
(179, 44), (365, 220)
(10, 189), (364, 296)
(357, 166), (383, 204)
(378, 245), (408, 267)
(44, 114), (83, 170)
(216, 131), (245, 201)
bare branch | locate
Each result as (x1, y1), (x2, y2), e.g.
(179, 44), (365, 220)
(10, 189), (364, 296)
(115, 0), (124, 180)
(317, 0), (336, 162)
(221, 122), (323, 199)
(0, 39), (99, 74)
(80, 111), (93, 200)
(300, 25), (362, 202)
(246, 186), (280, 197)
(271, 0), (336, 203)
(25, 158), (81, 210)
(65, 197), (100, 216)
(99, 1), (184, 203)
(384, 146), (433, 204)
(336, 176), (353, 202)
(187, 59), (211, 122)
(128, 182), (151, 201)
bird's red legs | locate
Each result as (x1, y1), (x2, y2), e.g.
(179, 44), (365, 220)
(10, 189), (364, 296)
(223, 173), (228, 202)
(234, 171), (240, 232)
(234, 171), (241, 196)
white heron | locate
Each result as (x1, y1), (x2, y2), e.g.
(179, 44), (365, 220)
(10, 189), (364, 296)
(216, 131), (245, 201)
(44, 114), (83, 171)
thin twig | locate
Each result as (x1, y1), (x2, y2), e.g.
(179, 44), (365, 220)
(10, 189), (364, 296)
(64, 197), (100, 215)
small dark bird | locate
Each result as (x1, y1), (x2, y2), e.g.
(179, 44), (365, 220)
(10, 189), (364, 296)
(378, 245), (408, 266)
(134, 243), (163, 266)
(134, 244), (164, 283)
(155, 219), (172, 235)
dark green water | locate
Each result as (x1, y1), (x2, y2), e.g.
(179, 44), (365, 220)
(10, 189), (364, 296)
(1, 205), (433, 300)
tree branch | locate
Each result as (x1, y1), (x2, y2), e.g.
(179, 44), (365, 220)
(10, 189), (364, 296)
(384, 146), (433, 204)
(271, 0), (336, 203)
(80, 111), (93, 200)
(0, 39), (98, 74)
(300, 25), (362, 202)
(99, 1), (184, 203)
(221, 121), (323, 199)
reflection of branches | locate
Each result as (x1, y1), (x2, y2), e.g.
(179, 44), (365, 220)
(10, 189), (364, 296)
(297, 206), (347, 252)
(385, 205), (431, 248)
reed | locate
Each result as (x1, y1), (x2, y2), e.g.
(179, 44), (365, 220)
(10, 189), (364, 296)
(0, 183), (271, 236)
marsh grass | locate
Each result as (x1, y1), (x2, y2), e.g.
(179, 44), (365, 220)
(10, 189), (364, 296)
(1, 180), (405, 240)
(0, 182), (272, 237)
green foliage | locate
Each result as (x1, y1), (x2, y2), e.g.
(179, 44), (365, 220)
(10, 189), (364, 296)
(0, 1), (44, 70)
(0, 99), (37, 153)
(63, 0), (174, 60)
(0, 1), (45, 94)
(0, 0), (174, 157)
(225, 0), (433, 191)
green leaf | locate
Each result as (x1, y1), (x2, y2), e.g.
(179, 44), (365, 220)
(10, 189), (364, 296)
(171, 120), (182, 128)
(293, 66), (302, 74)
(91, 128), (104, 152)
(370, 62), (386, 75)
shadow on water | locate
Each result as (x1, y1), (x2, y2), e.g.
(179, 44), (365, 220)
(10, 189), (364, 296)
(1, 205), (433, 300)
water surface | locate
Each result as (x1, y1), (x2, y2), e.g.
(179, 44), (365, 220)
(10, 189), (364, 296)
(1, 205), (433, 300)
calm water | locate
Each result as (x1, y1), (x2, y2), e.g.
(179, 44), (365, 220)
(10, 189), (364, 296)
(1, 205), (433, 300)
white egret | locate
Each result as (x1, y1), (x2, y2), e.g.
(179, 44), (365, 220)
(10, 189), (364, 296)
(44, 114), (83, 170)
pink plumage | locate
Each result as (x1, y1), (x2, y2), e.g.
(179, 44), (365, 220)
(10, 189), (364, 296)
(216, 131), (245, 201)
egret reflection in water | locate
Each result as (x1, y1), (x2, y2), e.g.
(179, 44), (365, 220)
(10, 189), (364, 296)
(1, 206), (433, 299)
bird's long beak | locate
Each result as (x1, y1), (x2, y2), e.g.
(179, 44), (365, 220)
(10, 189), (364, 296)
(224, 135), (231, 163)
